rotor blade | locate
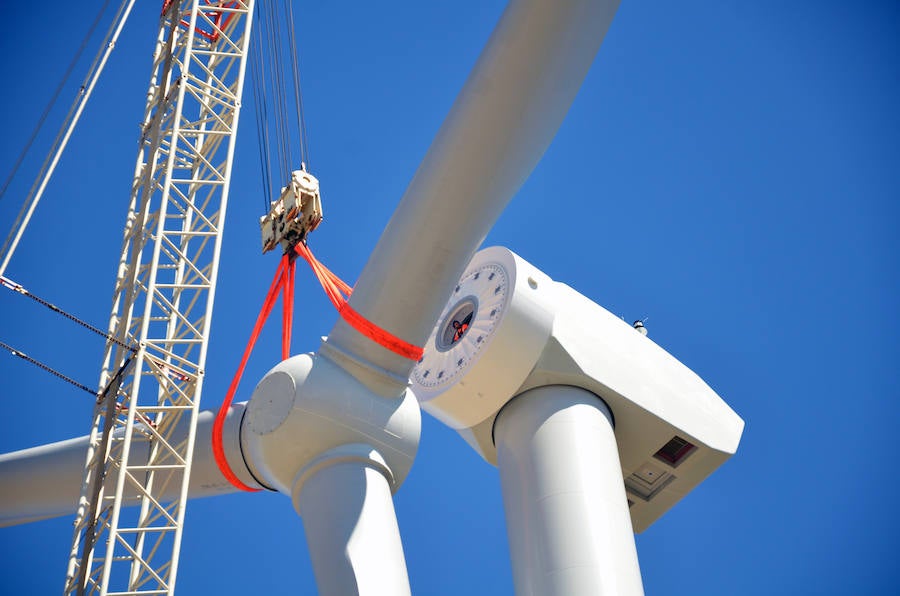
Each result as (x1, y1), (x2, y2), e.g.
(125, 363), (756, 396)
(326, 0), (621, 388)
(0, 403), (256, 527)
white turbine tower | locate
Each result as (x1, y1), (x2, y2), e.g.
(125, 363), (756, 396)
(0, 0), (743, 594)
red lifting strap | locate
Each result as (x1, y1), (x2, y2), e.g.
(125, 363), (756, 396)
(293, 242), (424, 361)
(211, 244), (424, 492)
(211, 254), (291, 492)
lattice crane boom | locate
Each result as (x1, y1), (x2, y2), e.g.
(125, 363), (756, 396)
(65, 2), (255, 594)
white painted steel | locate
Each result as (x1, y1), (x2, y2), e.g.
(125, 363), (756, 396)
(64, 2), (256, 593)
(495, 385), (644, 596)
(0, 404), (254, 528)
(293, 445), (411, 596)
(167, 3), (256, 589)
(326, 0), (621, 393)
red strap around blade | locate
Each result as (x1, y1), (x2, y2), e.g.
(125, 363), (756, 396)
(293, 243), (424, 361)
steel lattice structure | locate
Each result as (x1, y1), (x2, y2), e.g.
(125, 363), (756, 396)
(64, 1), (254, 593)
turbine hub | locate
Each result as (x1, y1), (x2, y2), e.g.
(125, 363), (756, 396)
(241, 352), (421, 497)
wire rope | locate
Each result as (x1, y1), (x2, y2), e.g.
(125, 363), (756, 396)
(0, 0), (113, 204)
(0, 340), (98, 396)
(1, 275), (136, 351)
(0, 274), (139, 406)
(262, 3), (284, 183)
(285, 0), (310, 169)
(273, 0), (296, 172)
(250, 0), (313, 215)
(0, 0), (138, 278)
(250, 3), (274, 212)
(271, 3), (293, 181)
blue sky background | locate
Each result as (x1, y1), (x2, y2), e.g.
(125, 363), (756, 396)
(1, 1), (898, 594)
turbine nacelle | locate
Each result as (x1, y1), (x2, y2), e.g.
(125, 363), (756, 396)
(412, 246), (744, 531)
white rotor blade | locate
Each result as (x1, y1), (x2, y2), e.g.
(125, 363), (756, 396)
(327, 0), (621, 386)
(0, 404), (255, 527)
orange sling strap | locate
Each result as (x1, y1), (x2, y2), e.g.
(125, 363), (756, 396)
(211, 244), (424, 491)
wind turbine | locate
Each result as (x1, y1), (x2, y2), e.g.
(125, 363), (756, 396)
(0, 0), (743, 594)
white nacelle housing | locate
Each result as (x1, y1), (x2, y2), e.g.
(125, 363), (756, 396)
(412, 246), (744, 532)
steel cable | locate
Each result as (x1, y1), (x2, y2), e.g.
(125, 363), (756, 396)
(1, 275), (136, 351)
(0, 340), (98, 396)
(285, 0), (310, 169)
(0, 0), (113, 204)
(250, 1), (313, 214)
(250, 4), (274, 211)
(0, 0), (137, 277)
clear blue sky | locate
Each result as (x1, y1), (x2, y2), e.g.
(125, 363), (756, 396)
(1, 1), (898, 594)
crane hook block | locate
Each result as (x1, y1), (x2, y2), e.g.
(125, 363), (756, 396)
(260, 169), (324, 254)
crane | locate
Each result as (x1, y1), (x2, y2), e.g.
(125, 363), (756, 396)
(0, 0), (254, 592)
(0, 1), (743, 594)
(61, 1), (254, 593)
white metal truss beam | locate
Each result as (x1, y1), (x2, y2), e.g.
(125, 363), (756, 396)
(64, 2), (254, 594)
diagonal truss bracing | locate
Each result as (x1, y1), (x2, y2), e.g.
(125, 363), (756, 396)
(64, 2), (255, 594)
